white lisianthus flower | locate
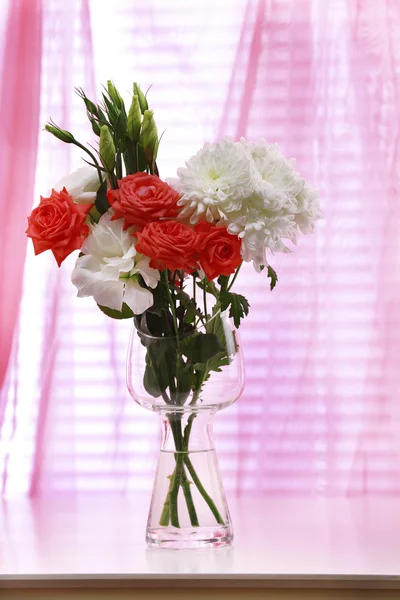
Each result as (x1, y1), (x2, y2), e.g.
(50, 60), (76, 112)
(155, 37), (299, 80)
(54, 166), (101, 204)
(71, 211), (159, 314)
(169, 138), (256, 224)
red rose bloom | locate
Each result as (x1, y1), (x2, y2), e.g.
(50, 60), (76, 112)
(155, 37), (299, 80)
(135, 221), (197, 272)
(26, 188), (91, 266)
(107, 173), (181, 229)
(195, 221), (242, 281)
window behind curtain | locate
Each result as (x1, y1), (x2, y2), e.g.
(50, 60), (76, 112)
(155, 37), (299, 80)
(2, 0), (400, 495)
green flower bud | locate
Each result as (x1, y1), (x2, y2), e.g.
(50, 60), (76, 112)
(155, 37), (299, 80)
(83, 97), (98, 116)
(127, 95), (141, 141)
(107, 80), (125, 111)
(90, 117), (101, 136)
(45, 124), (75, 143)
(133, 82), (148, 114)
(141, 110), (158, 163)
(99, 125), (116, 173)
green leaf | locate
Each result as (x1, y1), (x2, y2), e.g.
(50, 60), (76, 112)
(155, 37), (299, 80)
(189, 309), (237, 392)
(88, 205), (101, 224)
(136, 143), (148, 172)
(182, 333), (224, 364)
(146, 281), (169, 317)
(217, 274), (230, 291)
(144, 361), (163, 398)
(174, 290), (202, 325)
(143, 340), (194, 405)
(142, 340), (174, 399)
(220, 291), (250, 328)
(173, 362), (193, 406)
(101, 93), (125, 136)
(95, 180), (110, 215)
(102, 93), (118, 119)
(113, 110), (128, 152)
(201, 355), (230, 375)
(267, 265), (278, 290)
(96, 105), (108, 125)
(97, 302), (134, 320)
(196, 279), (219, 298)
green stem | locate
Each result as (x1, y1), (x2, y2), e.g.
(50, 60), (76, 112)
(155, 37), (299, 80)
(159, 474), (174, 526)
(203, 282), (208, 320)
(160, 412), (225, 528)
(184, 455), (225, 525)
(163, 270), (179, 338)
(227, 262), (242, 292)
(169, 454), (184, 528)
(181, 472), (198, 526)
(168, 416), (199, 527)
(135, 142), (139, 172)
(116, 151), (122, 180)
(183, 413), (195, 449)
(163, 270), (181, 397)
(193, 273), (197, 308)
(193, 274), (206, 327)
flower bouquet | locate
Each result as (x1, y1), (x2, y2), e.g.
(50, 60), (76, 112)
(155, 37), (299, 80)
(26, 82), (320, 548)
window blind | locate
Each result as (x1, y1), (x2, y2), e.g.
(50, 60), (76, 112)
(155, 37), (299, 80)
(2, 0), (400, 496)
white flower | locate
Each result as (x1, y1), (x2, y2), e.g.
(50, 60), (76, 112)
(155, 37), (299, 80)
(294, 183), (321, 234)
(71, 211), (159, 314)
(169, 138), (256, 224)
(172, 137), (321, 271)
(54, 166), (101, 204)
(237, 213), (297, 271)
(245, 139), (305, 211)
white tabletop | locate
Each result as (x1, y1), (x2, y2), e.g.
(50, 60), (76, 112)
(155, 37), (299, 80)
(1, 494), (399, 588)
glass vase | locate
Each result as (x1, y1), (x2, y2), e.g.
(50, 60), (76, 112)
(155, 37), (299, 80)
(126, 310), (244, 549)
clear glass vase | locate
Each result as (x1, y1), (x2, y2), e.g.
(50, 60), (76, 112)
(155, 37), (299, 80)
(126, 310), (244, 549)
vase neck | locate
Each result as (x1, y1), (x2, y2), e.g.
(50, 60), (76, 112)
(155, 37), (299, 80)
(160, 412), (215, 453)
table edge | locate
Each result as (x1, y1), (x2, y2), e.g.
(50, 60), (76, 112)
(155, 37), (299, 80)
(1, 574), (400, 590)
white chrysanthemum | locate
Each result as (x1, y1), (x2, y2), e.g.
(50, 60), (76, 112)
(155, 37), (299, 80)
(238, 139), (320, 269)
(294, 183), (321, 234)
(234, 213), (297, 271)
(169, 138), (256, 224)
(71, 211), (159, 314)
(172, 137), (321, 271)
(245, 139), (305, 212)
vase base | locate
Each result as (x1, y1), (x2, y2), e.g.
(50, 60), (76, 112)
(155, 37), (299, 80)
(146, 524), (233, 549)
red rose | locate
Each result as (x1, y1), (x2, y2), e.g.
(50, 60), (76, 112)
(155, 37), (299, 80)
(26, 188), (91, 266)
(195, 221), (242, 281)
(107, 173), (181, 229)
(135, 221), (197, 272)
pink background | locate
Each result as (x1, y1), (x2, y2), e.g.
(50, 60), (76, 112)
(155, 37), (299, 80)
(1, 0), (400, 496)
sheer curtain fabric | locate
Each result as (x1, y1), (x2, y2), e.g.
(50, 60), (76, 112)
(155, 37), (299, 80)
(1, 0), (400, 496)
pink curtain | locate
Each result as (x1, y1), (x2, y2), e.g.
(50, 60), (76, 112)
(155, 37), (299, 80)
(1, 0), (400, 496)
(0, 0), (42, 391)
